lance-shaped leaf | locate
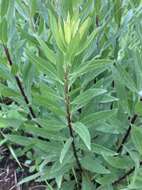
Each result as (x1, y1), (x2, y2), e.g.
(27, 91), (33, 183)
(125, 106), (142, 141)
(81, 156), (110, 174)
(81, 109), (117, 125)
(103, 155), (134, 169)
(48, 8), (66, 53)
(91, 143), (117, 156)
(70, 59), (113, 84)
(131, 126), (142, 155)
(113, 65), (137, 93)
(0, 18), (8, 43)
(71, 88), (107, 110)
(1, 0), (9, 17)
(82, 175), (93, 190)
(34, 118), (66, 132)
(37, 38), (56, 64)
(26, 50), (63, 84)
(73, 122), (91, 150)
(60, 138), (72, 163)
(24, 124), (67, 141)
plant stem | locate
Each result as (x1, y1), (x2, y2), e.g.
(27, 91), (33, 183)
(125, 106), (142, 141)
(117, 114), (138, 153)
(113, 160), (142, 185)
(111, 114), (139, 186)
(3, 45), (36, 119)
(64, 69), (82, 188)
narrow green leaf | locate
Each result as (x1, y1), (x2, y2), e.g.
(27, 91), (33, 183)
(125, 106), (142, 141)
(26, 50), (63, 84)
(1, 0), (9, 17)
(114, 0), (122, 27)
(81, 109), (117, 125)
(18, 173), (40, 186)
(103, 155), (134, 169)
(60, 138), (72, 164)
(72, 88), (107, 109)
(75, 27), (99, 56)
(0, 83), (20, 97)
(0, 18), (8, 43)
(81, 156), (110, 174)
(37, 38), (56, 64)
(8, 145), (22, 168)
(100, 95), (119, 103)
(114, 65), (137, 93)
(48, 9), (66, 52)
(91, 143), (117, 156)
(34, 118), (66, 132)
(135, 101), (142, 116)
(0, 117), (23, 128)
(131, 126), (142, 155)
(24, 124), (67, 141)
(26, 50), (55, 74)
(82, 175), (93, 190)
(33, 95), (65, 116)
(73, 122), (91, 150)
(6, 135), (33, 146)
(71, 59), (113, 83)
(30, 0), (37, 16)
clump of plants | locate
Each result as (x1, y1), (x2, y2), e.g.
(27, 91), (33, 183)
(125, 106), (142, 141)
(0, 0), (142, 189)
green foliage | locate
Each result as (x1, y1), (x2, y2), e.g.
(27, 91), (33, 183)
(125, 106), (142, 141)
(0, 0), (142, 189)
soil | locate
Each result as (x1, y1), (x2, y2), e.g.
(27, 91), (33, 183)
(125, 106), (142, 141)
(0, 147), (46, 190)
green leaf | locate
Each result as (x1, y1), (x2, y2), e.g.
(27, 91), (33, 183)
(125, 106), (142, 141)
(24, 124), (67, 141)
(48, 8), (66, 53)
(37, 38), (56, 64)
(103, 155), (134, 169)
(26, 50), (63, 84)
(8, 145), (22, 168)
(18, 173), (40, 186)
(1, 0), (9, 17)
(0, 83), (20, 97)
(71, 88), (107, 110)
(81, 156), (110, 174)
(6, 135), (34, 146)
(71, 59), (113, 82)
(34, 118), (66, 132)
(75, 26), (101, 56)
(114, 0), (122, 27)
(0, 58), (11, 80)
(0, 18), (8, 43)
(30, 0), (37, 17)
(91, 143), (117, 156)
(135, 101), (142, 115)
(0, 117), (23, 128)
(60, 138), (72, 163)
(73, 122), (91, 150)
(81, 109), (117, 125)
(131, 126), (142, 155)
(114, 65), (137, 93)
(33, 95), (65, 116)
(82, 175), (93, 190)
(61, 181), (75, 190)
(96, 174), (117, 186)
(100, 95), (119, 103)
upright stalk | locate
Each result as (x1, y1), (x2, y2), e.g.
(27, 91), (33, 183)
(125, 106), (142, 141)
(64, 67), (82, 188)
(117, 114), (138, 153)
(3, 45), (36, 119)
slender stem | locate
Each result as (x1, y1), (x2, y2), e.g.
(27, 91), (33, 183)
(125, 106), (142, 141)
(3, 45), (36, 119)
(117, 114), (138, 153)
(112, 167), (135, 185)
(113, 160), (142, 185)
(111, 114), (139, 186)
(64, 69), (82, 188)
(96, 15), (99, 27)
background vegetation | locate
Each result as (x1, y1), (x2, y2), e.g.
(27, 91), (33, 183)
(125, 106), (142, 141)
(0, 0), (142, 189)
